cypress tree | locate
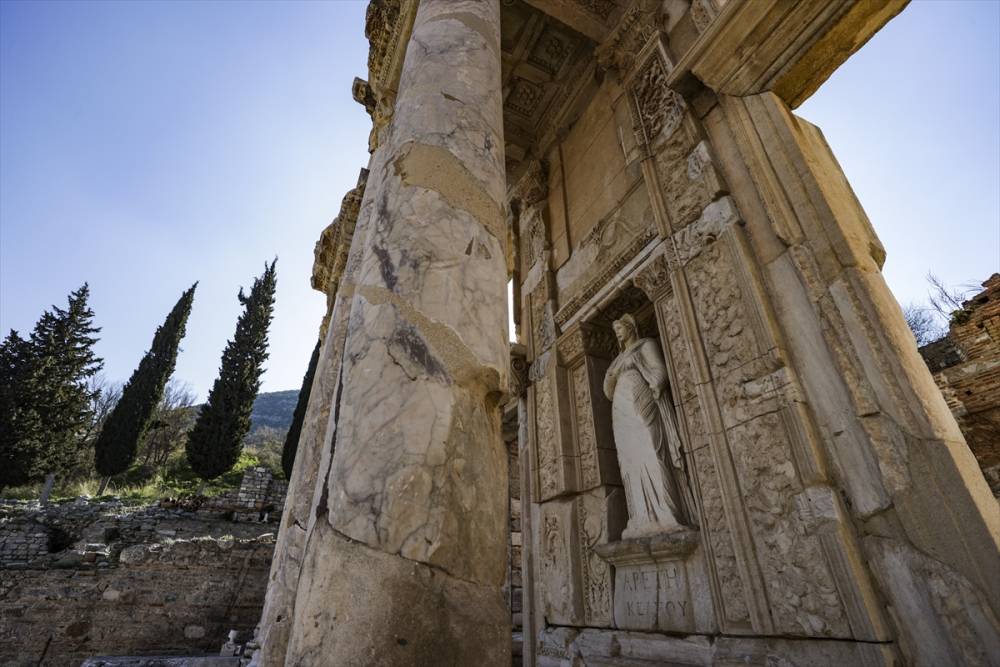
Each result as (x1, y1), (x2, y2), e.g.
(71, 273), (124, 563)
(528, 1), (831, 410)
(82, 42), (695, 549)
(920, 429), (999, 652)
(281, 339), (320, 479)
(94, 283), (197, 490)
(186, 260), (277, 482)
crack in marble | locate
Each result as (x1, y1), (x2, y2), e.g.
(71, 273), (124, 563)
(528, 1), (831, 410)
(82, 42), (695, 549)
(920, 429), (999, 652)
(357, 283), (502, 394)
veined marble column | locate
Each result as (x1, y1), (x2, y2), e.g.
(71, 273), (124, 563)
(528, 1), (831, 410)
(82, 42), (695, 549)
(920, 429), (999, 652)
(283, 1), (511, 664)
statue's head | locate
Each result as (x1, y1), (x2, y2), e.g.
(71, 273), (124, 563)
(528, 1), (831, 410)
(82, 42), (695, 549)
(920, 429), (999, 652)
(612, 313), (638, 348)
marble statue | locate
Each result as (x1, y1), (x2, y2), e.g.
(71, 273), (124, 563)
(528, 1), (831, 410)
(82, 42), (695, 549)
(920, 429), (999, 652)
(604, 314), (694, 538)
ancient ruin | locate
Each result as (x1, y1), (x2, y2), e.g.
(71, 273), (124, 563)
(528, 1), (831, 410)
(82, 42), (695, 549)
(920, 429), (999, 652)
(0, 467), (286, 666)
(254, 0), (1000, 665)
(921, 273), (1000, 498)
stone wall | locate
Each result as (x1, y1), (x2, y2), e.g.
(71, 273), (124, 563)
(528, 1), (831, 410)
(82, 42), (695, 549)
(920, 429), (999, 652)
(1, 467), (287, 666)
(921, 273), (1000, 495)
(1, 534), (273, 667)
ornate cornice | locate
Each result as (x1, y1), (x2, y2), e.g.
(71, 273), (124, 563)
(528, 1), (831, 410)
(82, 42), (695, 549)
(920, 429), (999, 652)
(364, 0), (417, 94)
(360, 0), (417, 151)
(508, 159), (549, 208)
(633, 250), (671, 300)
(312, 169), (369, 297)
(594, 0), (661, 76)
(554, 227), (656, 327)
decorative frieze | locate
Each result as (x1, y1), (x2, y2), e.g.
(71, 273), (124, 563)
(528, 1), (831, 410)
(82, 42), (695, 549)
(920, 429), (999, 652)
(595, 2), (660, 76)
(630, 47), (685, 147)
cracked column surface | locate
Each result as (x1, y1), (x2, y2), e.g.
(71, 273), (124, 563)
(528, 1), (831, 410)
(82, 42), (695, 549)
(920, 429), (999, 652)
(281, 1), (511, 664)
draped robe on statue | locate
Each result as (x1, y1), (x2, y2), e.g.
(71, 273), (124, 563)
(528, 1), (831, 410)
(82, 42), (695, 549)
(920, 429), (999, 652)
(604, 337), (694, 538)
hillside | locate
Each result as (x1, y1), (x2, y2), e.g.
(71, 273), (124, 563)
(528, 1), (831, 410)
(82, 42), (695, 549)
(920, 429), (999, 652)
(250, 389), (299, 432)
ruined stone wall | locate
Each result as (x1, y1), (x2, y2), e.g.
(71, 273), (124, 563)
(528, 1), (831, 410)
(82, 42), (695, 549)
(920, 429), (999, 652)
(921, 273), (1000, 495)
(0, 468), (286, 666)
(0, 534), (273, 667)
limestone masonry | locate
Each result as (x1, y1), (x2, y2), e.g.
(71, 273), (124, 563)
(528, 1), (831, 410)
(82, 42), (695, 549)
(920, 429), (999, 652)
(1, 469), (286, 667)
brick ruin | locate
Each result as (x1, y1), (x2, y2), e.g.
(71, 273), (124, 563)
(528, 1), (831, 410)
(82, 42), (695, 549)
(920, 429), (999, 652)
(921, 273), (1000, 497)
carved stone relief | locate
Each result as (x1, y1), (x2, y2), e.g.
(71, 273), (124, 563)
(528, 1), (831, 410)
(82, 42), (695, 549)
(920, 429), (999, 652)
(573, 363), (602, 491)
(654, 125), (728, 231)
(539, 500), (579, 624)
(690, 0), (720, 34)
(595, 3), (660, 75)
(630, 50), (685, 147)
(537, 488), (624, 627)
(534, 364), (561, 501)
(555, 186), (657, 325)
(684, 234), (852, 637)
(577, 487), (625, 626)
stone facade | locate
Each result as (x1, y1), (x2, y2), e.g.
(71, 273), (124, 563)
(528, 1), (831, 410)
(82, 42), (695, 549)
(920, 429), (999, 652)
(921, 273), (1000, 496)
(254, 1), (1000, 666)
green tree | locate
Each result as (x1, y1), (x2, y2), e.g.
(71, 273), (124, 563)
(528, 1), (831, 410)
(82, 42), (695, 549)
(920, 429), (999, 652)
(282, 339), (320, 479)
(34, 285), (103, 501)
(186, 261), (277, 483)
(0, 285), (103, 499)
(94, 284), (197, 493)
(0, 331), (46, 492)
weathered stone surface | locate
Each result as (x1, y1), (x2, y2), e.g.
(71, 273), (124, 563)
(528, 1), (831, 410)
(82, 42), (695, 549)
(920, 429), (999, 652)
(283, 521), (510, 666)
(277, 0), (512, 663)
(1, 530), (273, 667)
(248, 1), (1000, 665)
(920, 273), (1000, 496)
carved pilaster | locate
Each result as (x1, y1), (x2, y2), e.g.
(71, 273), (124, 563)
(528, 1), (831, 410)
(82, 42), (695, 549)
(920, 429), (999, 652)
(510, 343), (529, 399)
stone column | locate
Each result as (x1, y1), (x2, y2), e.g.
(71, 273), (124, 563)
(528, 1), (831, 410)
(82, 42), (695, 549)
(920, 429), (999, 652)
(283, 1), (511, 664)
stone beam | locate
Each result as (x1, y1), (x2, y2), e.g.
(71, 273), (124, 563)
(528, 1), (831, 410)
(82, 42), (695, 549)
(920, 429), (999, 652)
(520, 0), (625, 43)
(667, 0), (909, 108)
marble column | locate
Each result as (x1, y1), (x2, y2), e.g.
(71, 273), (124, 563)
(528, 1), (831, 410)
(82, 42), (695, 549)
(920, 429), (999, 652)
(283, 0), (511, 664)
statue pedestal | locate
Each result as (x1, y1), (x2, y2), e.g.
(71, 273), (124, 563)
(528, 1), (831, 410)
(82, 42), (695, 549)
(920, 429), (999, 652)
(595, 528), (714, 633)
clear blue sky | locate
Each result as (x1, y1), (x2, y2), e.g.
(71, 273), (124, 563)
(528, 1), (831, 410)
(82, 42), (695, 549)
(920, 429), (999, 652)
(1, 0), (997, 400)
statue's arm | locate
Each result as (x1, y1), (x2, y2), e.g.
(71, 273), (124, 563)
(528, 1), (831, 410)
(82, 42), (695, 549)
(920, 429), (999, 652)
(640, 340), (669, 396)
(603, 362), (618, 400)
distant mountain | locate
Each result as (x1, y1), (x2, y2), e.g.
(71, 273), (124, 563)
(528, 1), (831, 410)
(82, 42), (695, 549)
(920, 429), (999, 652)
(250, 389), (299, 433)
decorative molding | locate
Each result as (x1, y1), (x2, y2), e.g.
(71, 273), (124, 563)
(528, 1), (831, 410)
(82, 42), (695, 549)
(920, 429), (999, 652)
(633, 252), (671, 300)
(557, 323), (618, 367)
(509, 159), (549, 208)
(665, 0), (908, 108)
(510, 344), (530, 398)
(555, 229), (656, 327)
(364, 0), (417, 94)
(594, 528), (699, 566)
(311, 168), (369, 297)
(595, 1), (661, 76)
